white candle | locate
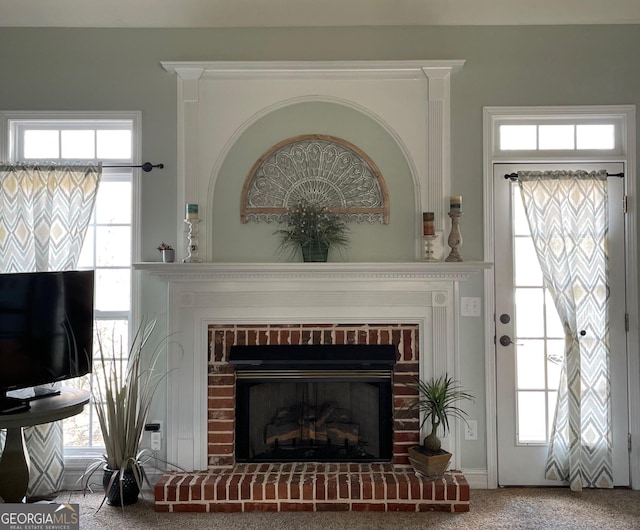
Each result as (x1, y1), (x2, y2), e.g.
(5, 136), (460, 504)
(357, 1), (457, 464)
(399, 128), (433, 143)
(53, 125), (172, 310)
(186, 203), (198, 220)
(450, 196), (462, 212)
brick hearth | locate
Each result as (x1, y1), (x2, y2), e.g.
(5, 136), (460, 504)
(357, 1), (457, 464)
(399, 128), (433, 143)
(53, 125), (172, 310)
(154, 323), (469, 512)
(154, 464), (469, 512)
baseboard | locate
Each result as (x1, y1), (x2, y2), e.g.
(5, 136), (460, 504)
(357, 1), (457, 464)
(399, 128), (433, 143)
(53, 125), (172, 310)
(462, 468), (489, 489)
(62, 462), (164, 492)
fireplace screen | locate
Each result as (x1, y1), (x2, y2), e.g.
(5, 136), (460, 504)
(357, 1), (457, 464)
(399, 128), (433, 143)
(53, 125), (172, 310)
(235, 377), (393, 462)
(230, 344), (396, 463)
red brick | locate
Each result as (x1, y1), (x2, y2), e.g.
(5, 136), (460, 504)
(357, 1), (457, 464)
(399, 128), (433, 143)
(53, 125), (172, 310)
(459, 484), (470, 502)
(326, 475), (337, 500)
(265, 480), (276, 500)
(228, 475), (241, 501)
(209, 386), (234, 398)
(208, 374), (235, 386)
(373, 474), (385, 500)
(209, 397), (235, 409)
(368, 329), (379, 344)
(352, 503), (386, 511)
(384, 474), (397, 500)
(335, 330), (345, 344)
(278, 479), (289, 499)
(302, 479), (314, 500)
(433, 482), (445, 501)
(419, 503), (454, 512)
(179, 481), (190, 501)
(361, 475), (372, 500)
(216, 475), (229, 500)
(388, 503), (418, 512)
(208, 432), (234, 444)
(454, 502), (470, 512)
(240, 476), (252, 500)
(290, 330), (301, 344)
(247, 330), (257, 345)
(244, 502), (278, 512)
(279, 503), (315, 511)
(350, 475), (361, 500)
(258, 330), (268, 345)
(316, 503), (350, 511)
(154, 504), (170, 512)
(315, 475), (326, 500)
(172, 503), (207, 512)
(338, 474), (349, 499)
(290, 475), (301, 500)
(209, 502), (243, 512)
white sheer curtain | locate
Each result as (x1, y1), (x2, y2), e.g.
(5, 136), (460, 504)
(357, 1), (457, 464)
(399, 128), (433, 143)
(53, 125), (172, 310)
(518, 169), (612, 491)
(0, 162), (100, 499)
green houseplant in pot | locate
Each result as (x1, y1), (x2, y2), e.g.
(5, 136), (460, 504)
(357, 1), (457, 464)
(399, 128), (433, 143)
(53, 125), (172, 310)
(274, 199), (349, 262)
(81, 319), (171, 509)
(406, 373), (473, 479)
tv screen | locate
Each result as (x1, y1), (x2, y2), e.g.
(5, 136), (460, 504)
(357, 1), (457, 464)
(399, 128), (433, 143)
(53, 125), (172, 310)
(0, 270), (94, 397)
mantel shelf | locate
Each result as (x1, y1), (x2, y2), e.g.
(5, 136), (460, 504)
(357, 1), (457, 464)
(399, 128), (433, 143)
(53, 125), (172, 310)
(133, 261), (492, 282)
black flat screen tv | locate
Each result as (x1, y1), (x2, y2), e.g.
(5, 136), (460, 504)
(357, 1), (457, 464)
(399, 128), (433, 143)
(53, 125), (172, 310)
(0, 270), (94, 412)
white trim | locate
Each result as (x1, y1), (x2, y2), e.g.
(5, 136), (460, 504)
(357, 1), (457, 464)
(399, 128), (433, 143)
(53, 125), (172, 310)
(134, 261), (488, 473)
(161, 60), (465, 80)
(162, 59), (464, 262)
(462, 468), (489, 489)
(483, 105), (639, 490)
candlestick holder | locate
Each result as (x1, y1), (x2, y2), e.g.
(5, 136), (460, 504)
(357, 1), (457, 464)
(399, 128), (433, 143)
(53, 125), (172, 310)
(183, 219), (203, 263)
(422, 235), (438, 261)
(445, 211), (463, 262)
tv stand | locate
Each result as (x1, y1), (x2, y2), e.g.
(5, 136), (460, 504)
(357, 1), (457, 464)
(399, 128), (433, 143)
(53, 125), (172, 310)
(0, 387), (89, 503)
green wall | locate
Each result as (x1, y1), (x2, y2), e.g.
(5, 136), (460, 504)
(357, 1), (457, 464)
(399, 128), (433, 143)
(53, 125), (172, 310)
(212, 101), (414, 262)
(1, 25), (638, 471)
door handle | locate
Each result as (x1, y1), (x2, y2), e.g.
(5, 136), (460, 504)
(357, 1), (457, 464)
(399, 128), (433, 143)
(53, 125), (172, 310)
(499, 335), (522, 347)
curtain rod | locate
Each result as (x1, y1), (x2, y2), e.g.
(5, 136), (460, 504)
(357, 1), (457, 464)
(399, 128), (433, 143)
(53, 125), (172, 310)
(504, 171), (624, 181)
(102, 162), (164, 172)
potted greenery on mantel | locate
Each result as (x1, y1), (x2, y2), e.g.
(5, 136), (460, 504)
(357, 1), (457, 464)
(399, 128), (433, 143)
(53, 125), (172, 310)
(406, 374), (473, 479)
(274, 199), (349, 262)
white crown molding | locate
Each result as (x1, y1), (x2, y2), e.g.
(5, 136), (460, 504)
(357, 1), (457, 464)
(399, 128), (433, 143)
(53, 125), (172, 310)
(161, 60), (465, 81)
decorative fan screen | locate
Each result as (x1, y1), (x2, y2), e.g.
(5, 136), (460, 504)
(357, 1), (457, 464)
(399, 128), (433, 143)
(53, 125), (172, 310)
(240, 134), (389, 224)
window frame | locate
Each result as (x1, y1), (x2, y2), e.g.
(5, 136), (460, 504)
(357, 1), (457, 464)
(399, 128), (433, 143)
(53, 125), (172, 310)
(492, 112), (626, 159)
(0, 110), (142, 472)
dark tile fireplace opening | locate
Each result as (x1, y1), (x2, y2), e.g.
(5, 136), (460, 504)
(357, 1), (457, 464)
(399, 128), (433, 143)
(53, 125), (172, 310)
(230, 344), (396, 463)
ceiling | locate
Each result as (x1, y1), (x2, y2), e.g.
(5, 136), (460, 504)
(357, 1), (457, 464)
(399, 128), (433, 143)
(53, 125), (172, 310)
(1, 0), (638, 28)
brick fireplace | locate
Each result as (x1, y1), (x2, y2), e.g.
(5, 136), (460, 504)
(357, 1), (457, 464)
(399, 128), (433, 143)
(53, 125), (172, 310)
(207, 323), (420, 468)
(136, 262), (486, 512)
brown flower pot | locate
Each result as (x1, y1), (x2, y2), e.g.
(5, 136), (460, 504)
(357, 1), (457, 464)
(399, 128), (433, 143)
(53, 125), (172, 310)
(408, 446), (452, 479)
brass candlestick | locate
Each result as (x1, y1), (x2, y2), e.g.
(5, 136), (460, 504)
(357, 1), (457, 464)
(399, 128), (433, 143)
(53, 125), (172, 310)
(445, 211), (463, 262)
(183, 219), (203, 263)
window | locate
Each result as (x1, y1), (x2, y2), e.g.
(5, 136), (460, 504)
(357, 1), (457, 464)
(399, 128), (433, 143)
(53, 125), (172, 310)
(496, 119), (620, 154)
(5, 112), (140, 455)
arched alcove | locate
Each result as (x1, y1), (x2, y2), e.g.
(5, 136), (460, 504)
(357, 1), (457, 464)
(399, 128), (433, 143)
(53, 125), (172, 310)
(211, 101), (414, 262)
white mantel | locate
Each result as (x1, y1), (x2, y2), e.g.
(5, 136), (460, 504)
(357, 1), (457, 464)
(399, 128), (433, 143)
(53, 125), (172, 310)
(135, 261), (490, 472)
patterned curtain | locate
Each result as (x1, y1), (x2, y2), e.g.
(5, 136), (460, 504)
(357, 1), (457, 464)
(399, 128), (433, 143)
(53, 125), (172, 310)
(518, 170), (612, 491)
(0, 162), (101, 500)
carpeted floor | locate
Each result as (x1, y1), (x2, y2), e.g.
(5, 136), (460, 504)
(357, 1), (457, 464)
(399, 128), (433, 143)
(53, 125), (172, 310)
(55, 487), (640, 530)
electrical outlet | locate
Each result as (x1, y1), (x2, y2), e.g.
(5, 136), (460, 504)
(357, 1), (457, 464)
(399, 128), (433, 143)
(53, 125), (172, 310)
(151, 431), (162, 451)
(465, 420), (478, 441)
(460, 297), (481, 317)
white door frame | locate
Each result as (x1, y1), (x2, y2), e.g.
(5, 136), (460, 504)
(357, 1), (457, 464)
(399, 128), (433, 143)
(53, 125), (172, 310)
(482, 105), (639, 490)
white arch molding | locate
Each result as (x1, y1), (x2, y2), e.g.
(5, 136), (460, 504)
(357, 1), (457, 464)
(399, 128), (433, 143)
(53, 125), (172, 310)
(161, 60), (464, 261)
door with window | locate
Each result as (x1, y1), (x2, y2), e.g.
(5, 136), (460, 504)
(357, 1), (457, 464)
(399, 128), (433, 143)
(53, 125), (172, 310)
(494, 162), (629, 486)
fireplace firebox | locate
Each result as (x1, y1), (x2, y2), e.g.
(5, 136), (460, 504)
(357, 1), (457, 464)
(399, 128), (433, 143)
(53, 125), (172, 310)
(230, 344), (396, 463)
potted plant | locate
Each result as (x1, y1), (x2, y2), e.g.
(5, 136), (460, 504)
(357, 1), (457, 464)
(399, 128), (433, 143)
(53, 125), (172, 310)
(157, 242), (175, 263)
(405, 373), (473, 479)
(274, 199), (349, 262)
(81, 319), (172, 509)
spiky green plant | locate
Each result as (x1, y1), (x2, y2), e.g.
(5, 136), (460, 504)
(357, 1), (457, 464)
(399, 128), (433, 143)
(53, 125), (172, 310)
(274, 199), (349, 259)
(407, 374), (473, 453)
(80, 318), (172, 510)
